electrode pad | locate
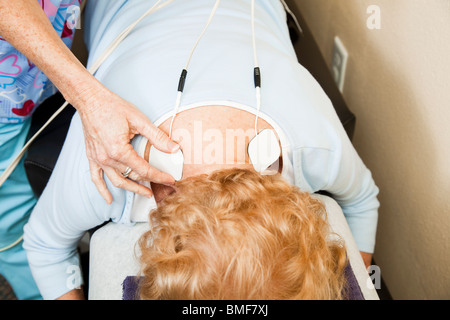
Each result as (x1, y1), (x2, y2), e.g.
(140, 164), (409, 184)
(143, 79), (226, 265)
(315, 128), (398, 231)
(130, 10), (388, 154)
(248, 129), (281, 173)
(148, 146), (184, 181)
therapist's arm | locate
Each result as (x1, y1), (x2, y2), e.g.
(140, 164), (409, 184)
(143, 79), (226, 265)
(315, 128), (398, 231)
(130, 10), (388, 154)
(0, 0), (178, 203)
(360, 252), (372, 270)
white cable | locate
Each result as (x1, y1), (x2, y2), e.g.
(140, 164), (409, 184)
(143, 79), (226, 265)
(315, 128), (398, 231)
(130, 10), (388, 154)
(0, 235), (24, 253)
(168, 91), (182, 139)
(253, 0), (303, 136)
(88, 0), (175, 74)
(0, 0), (175, 252)
(251, 0), (261, 136)
(184, 0), (221, 71)
(251, 0), (259, 68)
(168, 0), (221, 139)
(254, 86), (261, 134)
(0, 100), (70, 190)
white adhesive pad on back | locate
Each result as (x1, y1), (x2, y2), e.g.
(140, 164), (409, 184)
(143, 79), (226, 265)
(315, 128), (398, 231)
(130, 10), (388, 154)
(248, 129), (281, 173)
(148, 146), (184, 181)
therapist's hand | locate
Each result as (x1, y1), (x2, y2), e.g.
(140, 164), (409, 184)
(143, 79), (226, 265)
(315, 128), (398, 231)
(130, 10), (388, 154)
(77, 86), (179, 204)
(0, 0), (179, 203)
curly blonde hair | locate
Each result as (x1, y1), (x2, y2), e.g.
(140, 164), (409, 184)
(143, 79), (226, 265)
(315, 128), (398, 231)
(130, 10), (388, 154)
(138, 168), (348, 300)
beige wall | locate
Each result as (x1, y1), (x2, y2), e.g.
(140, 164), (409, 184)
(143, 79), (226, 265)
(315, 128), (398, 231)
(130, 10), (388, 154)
(288, 0), (450, 299)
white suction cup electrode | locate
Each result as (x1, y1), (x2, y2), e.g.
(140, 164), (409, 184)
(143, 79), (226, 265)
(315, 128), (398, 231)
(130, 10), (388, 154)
(148, 146), (184, 181)
(248, 129), (281, 173)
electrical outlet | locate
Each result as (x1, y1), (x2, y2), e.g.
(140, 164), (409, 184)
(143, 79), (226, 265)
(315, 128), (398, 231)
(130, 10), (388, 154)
(331, 36), (348, 92)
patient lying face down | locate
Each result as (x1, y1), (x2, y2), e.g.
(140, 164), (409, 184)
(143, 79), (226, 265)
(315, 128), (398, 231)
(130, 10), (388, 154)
(137, 168), (348, 300)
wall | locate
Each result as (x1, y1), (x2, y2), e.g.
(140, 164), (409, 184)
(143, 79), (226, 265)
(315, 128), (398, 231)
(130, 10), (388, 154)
(288, 0), (450, 299)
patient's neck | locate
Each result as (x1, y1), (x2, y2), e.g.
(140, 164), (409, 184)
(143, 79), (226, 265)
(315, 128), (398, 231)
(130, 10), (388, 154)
(150, 105), (280, 177)
(145, 105), (282, 203)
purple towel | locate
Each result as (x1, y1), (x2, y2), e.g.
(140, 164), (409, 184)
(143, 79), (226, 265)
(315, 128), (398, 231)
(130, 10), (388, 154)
(343, 263), (365, 300)
(122, 276), (141, 300)
(122, 263), (364, 300)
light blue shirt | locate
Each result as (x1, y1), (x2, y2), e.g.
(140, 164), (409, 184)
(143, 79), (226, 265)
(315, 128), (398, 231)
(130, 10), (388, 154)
(24, 0), (379, 300)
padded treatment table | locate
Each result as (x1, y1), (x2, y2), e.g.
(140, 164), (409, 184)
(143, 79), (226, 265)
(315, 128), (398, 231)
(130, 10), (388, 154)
(88, 194), (379, 300)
